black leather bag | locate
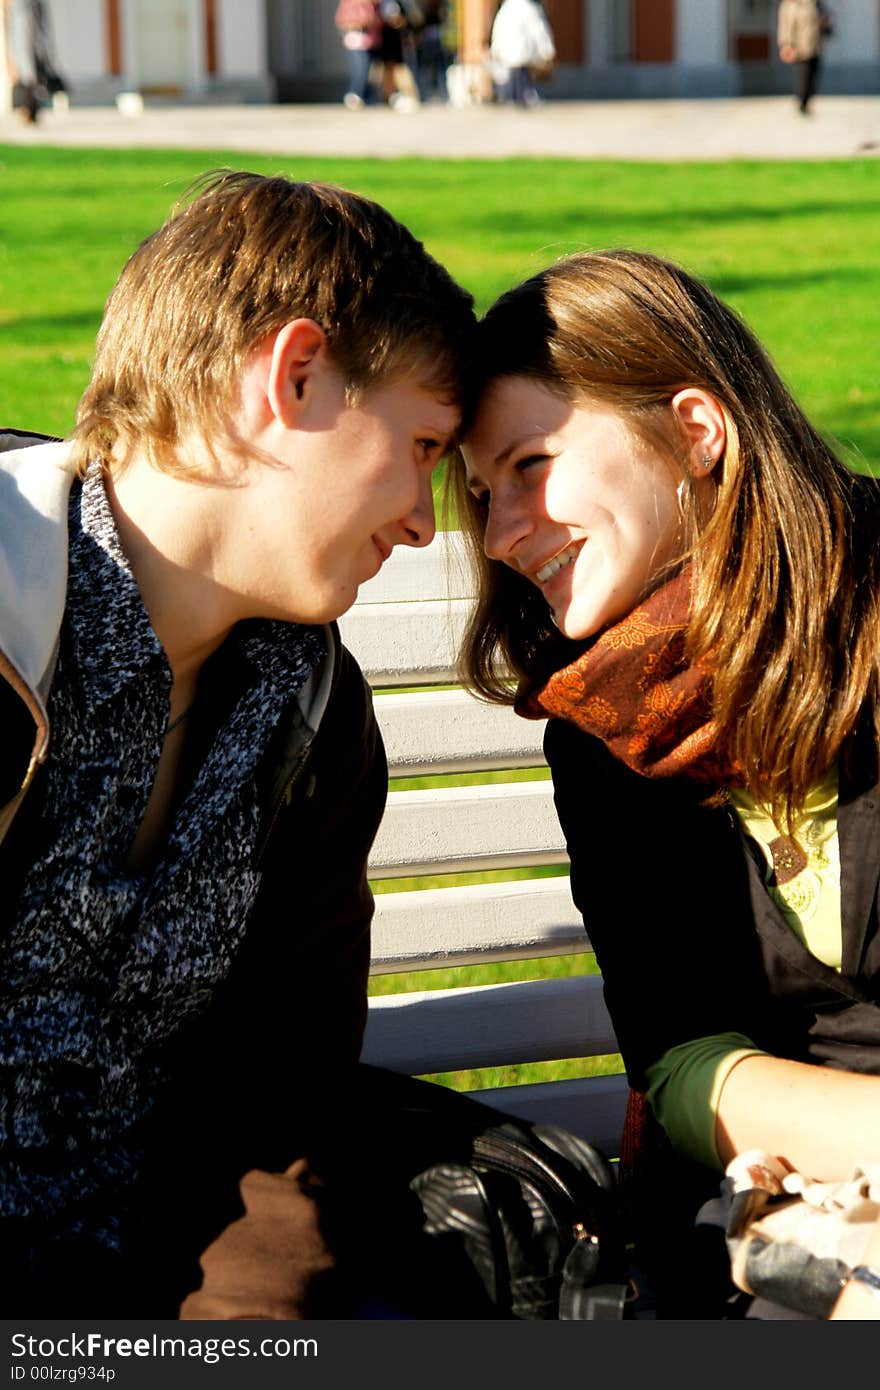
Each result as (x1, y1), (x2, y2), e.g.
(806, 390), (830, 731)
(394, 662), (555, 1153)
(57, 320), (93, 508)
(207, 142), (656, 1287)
(175, 1067), (630, 1321)
(410, 1115), (629, 1319)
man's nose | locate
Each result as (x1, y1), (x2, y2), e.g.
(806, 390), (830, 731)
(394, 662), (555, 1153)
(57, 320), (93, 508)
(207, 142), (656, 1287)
(400, 469), (437, 549)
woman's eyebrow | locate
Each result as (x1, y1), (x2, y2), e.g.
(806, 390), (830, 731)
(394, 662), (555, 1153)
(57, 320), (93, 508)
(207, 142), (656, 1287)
(494, 431), (546, 465)
(462, 429), (547, 488)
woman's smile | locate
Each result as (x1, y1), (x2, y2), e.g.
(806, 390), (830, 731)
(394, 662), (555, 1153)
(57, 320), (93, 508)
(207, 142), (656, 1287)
(462, 375), (683, 641)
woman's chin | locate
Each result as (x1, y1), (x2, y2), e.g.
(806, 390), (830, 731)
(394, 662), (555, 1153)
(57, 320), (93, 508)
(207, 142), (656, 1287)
(553, 605), (606, 643)
(554, 611), (585, 641)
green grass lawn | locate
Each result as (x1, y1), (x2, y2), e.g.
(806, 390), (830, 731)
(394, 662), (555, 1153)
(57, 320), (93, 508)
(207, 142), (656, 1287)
(1, 146), (879, 469)
(3, 144), (877, 1094)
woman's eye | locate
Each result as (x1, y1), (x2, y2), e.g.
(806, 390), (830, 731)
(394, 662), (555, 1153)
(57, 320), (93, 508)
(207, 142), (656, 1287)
(514, 452), (548, 473)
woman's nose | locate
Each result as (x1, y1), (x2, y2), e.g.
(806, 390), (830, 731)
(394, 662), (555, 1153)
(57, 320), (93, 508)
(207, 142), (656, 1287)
(483, 495), (531, 565)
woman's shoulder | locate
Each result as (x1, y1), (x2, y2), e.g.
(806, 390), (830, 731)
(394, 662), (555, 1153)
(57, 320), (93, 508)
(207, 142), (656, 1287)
(543, 716), (649, 801)
(543, 714), (725, 821)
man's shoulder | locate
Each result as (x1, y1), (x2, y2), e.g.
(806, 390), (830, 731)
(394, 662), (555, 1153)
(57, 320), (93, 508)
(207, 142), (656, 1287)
(322, 629), (375, 724)
(0, 432), (78, 527)
(0, 432), (77, 722)
(0, 429), (73, 479)
(311, 630), (382, 769)
(0, 427), (62, 454)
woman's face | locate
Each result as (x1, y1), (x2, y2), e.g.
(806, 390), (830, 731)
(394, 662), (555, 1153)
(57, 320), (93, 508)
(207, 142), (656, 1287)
(460, 375), (685, 642)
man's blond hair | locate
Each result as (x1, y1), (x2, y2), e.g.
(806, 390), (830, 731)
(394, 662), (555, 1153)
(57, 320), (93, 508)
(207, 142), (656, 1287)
(73, 170), (475, 478)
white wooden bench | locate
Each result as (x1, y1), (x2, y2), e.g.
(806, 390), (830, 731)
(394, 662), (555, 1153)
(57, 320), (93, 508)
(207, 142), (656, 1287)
(338, 532), (628, 1161)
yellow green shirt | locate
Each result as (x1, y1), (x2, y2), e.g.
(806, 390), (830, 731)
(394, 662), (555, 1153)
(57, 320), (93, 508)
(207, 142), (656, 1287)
(644, 767), (841, 1170)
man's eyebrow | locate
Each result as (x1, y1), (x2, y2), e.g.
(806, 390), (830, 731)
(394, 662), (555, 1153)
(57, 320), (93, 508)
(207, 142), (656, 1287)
(432, 425), (461, 455)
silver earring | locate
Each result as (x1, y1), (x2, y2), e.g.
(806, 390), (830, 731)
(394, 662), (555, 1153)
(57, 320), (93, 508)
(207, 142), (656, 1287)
(700, 453), (713, 470)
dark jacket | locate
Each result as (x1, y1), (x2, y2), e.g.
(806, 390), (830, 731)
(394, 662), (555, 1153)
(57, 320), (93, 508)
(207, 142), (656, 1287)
(0, 433), (387, 1313)
(544, 717), (880, 1093)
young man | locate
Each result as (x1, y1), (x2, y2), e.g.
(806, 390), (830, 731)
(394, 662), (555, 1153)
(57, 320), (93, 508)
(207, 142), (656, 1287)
(0, 171), (474, 1316)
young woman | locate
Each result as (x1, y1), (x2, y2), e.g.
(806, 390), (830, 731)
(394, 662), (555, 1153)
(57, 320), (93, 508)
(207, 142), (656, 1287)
(452, 249), (880, 1318)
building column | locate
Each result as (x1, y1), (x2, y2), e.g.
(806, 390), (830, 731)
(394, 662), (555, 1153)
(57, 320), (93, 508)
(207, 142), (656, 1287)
(676, 0), (727, 66)
(587, 0), (614, 66)
(828, 0), (879, 60)
(215, 0), (266, 82)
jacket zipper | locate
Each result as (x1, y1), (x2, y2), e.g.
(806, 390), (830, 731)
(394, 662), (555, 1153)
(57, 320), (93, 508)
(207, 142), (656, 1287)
(256, 739), (315, 866)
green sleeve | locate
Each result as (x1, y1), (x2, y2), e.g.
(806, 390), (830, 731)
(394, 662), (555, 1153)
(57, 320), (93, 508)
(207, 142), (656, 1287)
(644, 1033), (768, 1170)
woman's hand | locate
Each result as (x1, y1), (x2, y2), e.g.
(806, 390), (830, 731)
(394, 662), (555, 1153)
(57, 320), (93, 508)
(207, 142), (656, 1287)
(831, 1213), (880, 1320)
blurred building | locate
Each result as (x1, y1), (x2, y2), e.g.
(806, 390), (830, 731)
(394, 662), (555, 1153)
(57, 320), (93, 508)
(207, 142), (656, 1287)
(463, 0), (879, 98)
(8, 1), (880, 105)
(1, 0), (273, 104)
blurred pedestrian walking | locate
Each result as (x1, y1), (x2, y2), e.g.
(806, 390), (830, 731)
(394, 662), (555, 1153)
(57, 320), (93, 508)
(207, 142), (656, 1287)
(489, 0), (556, 108)
(334, 0), (382, 109)
(777, 0), (833, 115)
(6, 0), (67, 123)
(378, 0), (421, 111)
(414, 1), (450, 102)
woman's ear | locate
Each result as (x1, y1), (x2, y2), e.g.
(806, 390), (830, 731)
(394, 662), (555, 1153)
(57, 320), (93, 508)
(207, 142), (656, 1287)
(266, 319), (328, 427)
(670, 387), (727, 477)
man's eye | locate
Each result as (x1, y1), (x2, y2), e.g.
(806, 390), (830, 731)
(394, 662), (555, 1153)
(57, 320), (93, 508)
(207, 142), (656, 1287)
(417, 438), (441, 458)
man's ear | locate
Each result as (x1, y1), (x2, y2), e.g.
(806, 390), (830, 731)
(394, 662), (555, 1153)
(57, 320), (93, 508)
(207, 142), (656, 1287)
(670, 387), (727, 476)
(266, 319), (328, 427)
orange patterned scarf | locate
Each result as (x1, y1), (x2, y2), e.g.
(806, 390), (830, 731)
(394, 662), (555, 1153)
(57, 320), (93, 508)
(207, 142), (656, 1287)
(516, 566), (738, 785)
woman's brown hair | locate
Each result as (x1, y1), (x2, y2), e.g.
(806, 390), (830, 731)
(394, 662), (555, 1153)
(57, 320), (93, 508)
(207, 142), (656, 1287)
(448, 250), (880, 829)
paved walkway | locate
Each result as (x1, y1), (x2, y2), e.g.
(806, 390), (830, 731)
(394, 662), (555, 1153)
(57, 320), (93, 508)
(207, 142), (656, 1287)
(2, 94), (880, 160)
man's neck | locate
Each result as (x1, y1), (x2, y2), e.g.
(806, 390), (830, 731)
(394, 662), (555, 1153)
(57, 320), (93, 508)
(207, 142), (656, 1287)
(105, 455), (244, 687)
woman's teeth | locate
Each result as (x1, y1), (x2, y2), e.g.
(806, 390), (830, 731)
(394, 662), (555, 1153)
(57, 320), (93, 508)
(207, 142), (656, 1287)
(536, 547), (577, 584)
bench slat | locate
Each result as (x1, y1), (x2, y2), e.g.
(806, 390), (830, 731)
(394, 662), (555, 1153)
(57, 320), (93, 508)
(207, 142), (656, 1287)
(355, 531), (472, 604)
(339, 599), (468, 687)
(356, 530), (627, 1152)
(362, 974), (617, 1073)
(371, 876), (587, 973)
(472, 1074), (628, 1156)
(374, 688), (545, 776)
(368, 780), (567, 877)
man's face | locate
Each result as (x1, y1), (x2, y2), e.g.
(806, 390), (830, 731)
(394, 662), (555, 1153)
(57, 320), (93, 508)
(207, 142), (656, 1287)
(245, 364), (460, 624)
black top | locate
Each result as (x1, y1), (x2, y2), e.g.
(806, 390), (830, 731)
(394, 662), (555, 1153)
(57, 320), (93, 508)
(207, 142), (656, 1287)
(544, 717), (880, 1092)
(1, 467), (324, 1250)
